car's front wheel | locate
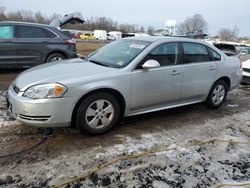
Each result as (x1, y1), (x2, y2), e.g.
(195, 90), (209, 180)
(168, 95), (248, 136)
(76, 92), (120, 135)
(206, 80), (228, 109)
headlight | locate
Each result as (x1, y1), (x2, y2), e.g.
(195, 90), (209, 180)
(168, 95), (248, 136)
(23, 83), (67, 99)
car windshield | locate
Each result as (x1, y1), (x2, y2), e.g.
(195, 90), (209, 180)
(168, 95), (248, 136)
(87, 39), (151, 68)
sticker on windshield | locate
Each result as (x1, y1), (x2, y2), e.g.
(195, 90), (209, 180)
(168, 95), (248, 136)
(130, 44), (145, 49)
(117, 61), (125, 66)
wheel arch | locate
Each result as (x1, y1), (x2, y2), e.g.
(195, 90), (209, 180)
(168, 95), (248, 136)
(71, 88), (126, 127)
(205, 76), (231, 101)
(45, 51), (67, 62)
(215, 76), (231, 90)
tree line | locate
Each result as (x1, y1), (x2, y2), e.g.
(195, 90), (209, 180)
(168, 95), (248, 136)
(0, 7), (244, 41)
(0, 7), (155, 34)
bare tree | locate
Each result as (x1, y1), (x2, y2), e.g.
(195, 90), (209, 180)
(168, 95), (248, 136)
(147, 26), (155, 35)
(0, 8), (148, 33)
(139, 26), (145, 33)
(177, 13), (208, 35)
(34, 11), (49, 24)
(0, 7), (6, 21)
(218, 26), (239, 41)
(119, 23), (139, 33)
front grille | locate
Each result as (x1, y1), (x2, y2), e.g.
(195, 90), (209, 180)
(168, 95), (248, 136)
(13, 84), (20, 94)
(18, 114), (51, 122)
(243, 68), (250, 73)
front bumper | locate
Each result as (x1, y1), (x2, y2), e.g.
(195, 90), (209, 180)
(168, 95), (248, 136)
(7, 85), (76, 127)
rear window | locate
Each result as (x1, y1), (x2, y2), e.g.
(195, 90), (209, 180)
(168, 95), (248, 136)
(183, 43), (209, 63)
(16, 25), (57, 38)
(0, 25), (14, 39)
(208, 48), (221, 61)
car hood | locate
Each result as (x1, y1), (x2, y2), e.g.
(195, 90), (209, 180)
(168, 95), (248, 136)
(242, 59), (250, 69)
(14, 58), (117, 91)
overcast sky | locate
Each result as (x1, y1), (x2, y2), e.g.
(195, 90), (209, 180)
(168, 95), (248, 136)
(1, 0), (250, 37)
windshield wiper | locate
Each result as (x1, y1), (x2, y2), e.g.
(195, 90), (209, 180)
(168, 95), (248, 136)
(88, 60), (110, 67)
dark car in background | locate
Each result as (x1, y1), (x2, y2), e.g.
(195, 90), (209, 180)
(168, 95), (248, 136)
(0, 21), (78, 68)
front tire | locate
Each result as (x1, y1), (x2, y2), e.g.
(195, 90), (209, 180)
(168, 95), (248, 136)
(206, 80), (228, 109)
(76, 92), (120, 135)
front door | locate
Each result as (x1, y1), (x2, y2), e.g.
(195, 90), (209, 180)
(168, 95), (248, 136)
(131, 42), (183, 111)
(0, 25), (17, 67)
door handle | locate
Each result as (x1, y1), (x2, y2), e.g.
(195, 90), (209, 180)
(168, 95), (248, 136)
(170, 70), (181, 75)
(208, 66), (216, 70)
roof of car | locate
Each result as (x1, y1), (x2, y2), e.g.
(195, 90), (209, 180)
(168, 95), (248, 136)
(0, 21), (54, 28)
(124, 36), (206, 43)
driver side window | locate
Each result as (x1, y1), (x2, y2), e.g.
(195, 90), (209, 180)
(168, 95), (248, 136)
(139, 42), (180, 68)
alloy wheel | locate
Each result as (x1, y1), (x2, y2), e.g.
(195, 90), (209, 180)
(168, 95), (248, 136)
(85, 99), (114, 129)
(212, 84), (225, 105)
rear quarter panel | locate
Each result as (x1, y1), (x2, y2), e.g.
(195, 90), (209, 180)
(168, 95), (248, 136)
(216, 55), (242, 91)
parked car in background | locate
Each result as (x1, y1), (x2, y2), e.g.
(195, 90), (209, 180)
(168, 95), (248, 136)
(93, 30), (107, 40)
(107, 33), (114, 40)
(242, 59), (250, 84)
(213, 42), (239, 56)
(239, 47), (250, 62)
(0, 14), (84, 68)
(50, 14), (84, 29)
(73, 32), (83, 39)
(80, 33), (96, 40)
(0, 22), (79, 68)
(7, 37), (242, 135)
(108, 31), (122, 40)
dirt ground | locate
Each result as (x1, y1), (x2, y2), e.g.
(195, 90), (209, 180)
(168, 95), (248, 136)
(0, 43), (250, 187)
(0, 85), (250, 187)
(76, 41), (105, 56)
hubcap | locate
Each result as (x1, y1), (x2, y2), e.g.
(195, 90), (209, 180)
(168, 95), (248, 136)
(85, 99), (114, 129)
(212, 84), (225, 105)
(51, 57), (63, 62)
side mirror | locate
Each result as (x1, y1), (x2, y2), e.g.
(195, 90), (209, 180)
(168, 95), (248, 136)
(142, 60), (160, 69)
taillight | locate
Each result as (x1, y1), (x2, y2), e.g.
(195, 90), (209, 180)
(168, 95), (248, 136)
(64, 39), (76, 44)
(240, 62), (243, 70)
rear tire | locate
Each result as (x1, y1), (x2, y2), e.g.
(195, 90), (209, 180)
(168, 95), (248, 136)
(76, 92), (120, 135)
(46, 53), (65, 63)
(206, 80), (228, 109)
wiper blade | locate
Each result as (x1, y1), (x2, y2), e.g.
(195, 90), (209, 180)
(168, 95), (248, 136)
(89, 60), (109, 67)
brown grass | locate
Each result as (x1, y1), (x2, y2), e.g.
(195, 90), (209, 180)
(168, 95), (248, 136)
(76, 42), (106, 56)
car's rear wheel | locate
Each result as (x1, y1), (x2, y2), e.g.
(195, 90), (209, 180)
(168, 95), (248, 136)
(76, 92), (120, 135)
(46, 53), (65, 63)
(206, 80), (228, 109)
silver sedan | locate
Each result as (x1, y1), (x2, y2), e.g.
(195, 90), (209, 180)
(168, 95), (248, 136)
(7, 37), (242, 134)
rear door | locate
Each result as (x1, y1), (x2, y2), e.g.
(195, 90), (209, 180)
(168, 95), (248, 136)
(0, 25), (17, 67)
(180, 42), (218, 101)
(14, 25), (57, 65)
